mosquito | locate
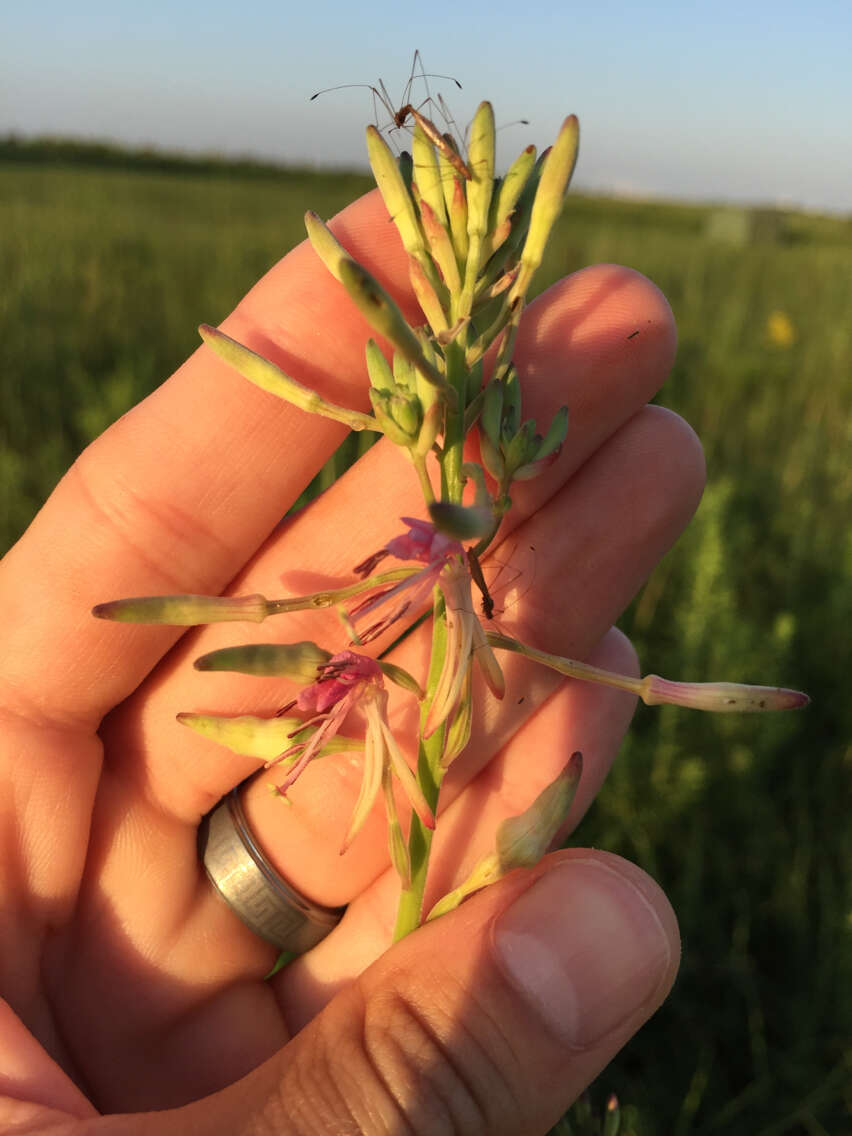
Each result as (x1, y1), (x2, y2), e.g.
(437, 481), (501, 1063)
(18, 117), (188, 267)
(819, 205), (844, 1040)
(310, 51), (472, 181)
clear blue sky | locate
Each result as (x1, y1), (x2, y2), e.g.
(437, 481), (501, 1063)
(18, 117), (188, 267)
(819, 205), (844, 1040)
(3, 0), (850, 213)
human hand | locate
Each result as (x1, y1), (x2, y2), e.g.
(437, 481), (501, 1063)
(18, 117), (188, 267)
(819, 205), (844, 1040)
(0, 189), (699, 1133)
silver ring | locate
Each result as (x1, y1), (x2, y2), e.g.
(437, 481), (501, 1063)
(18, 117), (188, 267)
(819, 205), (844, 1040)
(199, 781), (345, 954)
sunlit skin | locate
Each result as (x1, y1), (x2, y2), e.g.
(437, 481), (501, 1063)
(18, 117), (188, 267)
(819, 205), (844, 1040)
(0, 188), (694, 1126)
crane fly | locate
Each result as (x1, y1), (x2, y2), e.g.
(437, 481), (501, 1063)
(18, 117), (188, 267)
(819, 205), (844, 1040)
(474, 542), (537, 623)
(310, 51), (472, 181)
(392, 103), (471, 180)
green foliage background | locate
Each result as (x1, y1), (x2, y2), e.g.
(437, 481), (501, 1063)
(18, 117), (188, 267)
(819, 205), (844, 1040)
(1, 138), (849, 1134)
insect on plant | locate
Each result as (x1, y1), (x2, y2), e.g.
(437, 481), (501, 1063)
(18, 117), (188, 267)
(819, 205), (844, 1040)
(310, 50), (473, 181)
(476, 543), (538, 624)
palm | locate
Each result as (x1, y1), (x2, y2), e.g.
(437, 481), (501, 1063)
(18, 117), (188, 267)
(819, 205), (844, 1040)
(0, 190), (701, 1116)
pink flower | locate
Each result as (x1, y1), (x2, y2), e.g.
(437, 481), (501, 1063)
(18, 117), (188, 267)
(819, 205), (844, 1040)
(383, 517), (463, 564)
(269, 650), (434, 876)
(348, 517), (466, 643)
(350, 519), (505, 748)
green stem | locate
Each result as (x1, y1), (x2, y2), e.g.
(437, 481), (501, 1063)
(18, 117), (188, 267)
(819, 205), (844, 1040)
(411, 452), (436, 505)
(393, 593), (448, 940)
(392, 786), (441, 941)
(264, 567), (418, 614)
(440, 341), (469, 501)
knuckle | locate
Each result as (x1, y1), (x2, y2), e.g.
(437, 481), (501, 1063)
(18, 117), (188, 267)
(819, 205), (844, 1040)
(71, 445), (234, 591)
(357, 985), (525, 1135)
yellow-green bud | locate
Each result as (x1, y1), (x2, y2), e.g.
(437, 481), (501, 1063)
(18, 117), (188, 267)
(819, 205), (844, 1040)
(364, 338), (394, 391)
(177, 712), (360, 760)
(92, 593), (269, 625)
(194, 641), (331, 681)
(496, 753), (583, 868)
(426, 755), (582, 921)
(369, 388), (422, 446)
(304, 210), (348, 282)
(366, 125), (427, 263)
(337, 259), (453, 402)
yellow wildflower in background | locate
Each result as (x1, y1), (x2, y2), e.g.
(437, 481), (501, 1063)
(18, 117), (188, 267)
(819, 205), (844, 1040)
(767, 309), (796, 347)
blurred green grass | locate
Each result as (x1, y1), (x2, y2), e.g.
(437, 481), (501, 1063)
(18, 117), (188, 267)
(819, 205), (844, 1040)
(1, 138), (849, 1134)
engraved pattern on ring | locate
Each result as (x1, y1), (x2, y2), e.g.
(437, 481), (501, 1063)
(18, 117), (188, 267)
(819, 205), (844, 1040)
(200, 786), (344, 953)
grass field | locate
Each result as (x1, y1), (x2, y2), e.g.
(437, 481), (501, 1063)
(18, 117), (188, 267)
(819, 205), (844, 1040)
(1, 138), (849, 1134)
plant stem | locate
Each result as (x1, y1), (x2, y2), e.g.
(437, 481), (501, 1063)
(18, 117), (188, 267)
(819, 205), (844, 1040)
(392, 798), (440, 941)
(440, 341), (469, 501)
(411, 452), (436, 504)
(393, 593), (448, 940)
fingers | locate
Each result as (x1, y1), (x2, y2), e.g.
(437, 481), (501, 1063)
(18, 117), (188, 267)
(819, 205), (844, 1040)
(488, 262), (678, 526)
(0, 998), (96, 1121)
(153, 851), (679, 1136)
(0, 191), (406, 729)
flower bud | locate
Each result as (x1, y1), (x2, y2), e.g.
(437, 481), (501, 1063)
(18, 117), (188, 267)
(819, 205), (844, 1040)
(642, 675), (811, 712)
(177, 712), (360, 760)
(198, 324), (376, 431)
(338, 259), (452, 402)
(465, 101), (496, 271)
(502, 419), (538, 478)
(496, 752), (582, 867)
(92, 593), (269, 625)
(369, 388), (422, 446)
(194, 641), (332, 681)
(426, 754), (582, 921)
(304, 210), (348, 282)
(419, 197), (462, 295)
(392, 351), (416, 391)
(408, 255), (449, 334)
(513, 406), (568, 480)
(366, 125), (427, 264)
(411, 124), (447, 227)
(509, 115), (580, 305)
(413, 399), (444, 458)
(487, 631), (810, 714)
(512, 405), (570, 480)
(603, 1095), (621, 1136)
(533, 405), (570, 462)
(446, 172), (469, 260)
(480, 378), (504, 447)
(177, 712), (304, 760)
(478, 428), (505, 481)
(364, 338), (395, 390)
(492, 145), (538, 239)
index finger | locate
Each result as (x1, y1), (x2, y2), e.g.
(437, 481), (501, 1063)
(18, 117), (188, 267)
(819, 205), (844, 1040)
(0, 191), (409, 728)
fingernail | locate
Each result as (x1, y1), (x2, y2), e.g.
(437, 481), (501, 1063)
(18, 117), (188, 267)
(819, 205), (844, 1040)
(492, 858), (672, 1048)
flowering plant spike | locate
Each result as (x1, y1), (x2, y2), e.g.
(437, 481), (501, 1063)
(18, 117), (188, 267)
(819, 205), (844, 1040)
(93, 78), (808, 943)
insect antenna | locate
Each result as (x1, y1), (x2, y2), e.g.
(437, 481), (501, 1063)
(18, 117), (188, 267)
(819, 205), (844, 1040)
(406, 48), (463, 97)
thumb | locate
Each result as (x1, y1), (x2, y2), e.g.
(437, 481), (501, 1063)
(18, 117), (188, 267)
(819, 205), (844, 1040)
(160, 850), (679, 1136)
